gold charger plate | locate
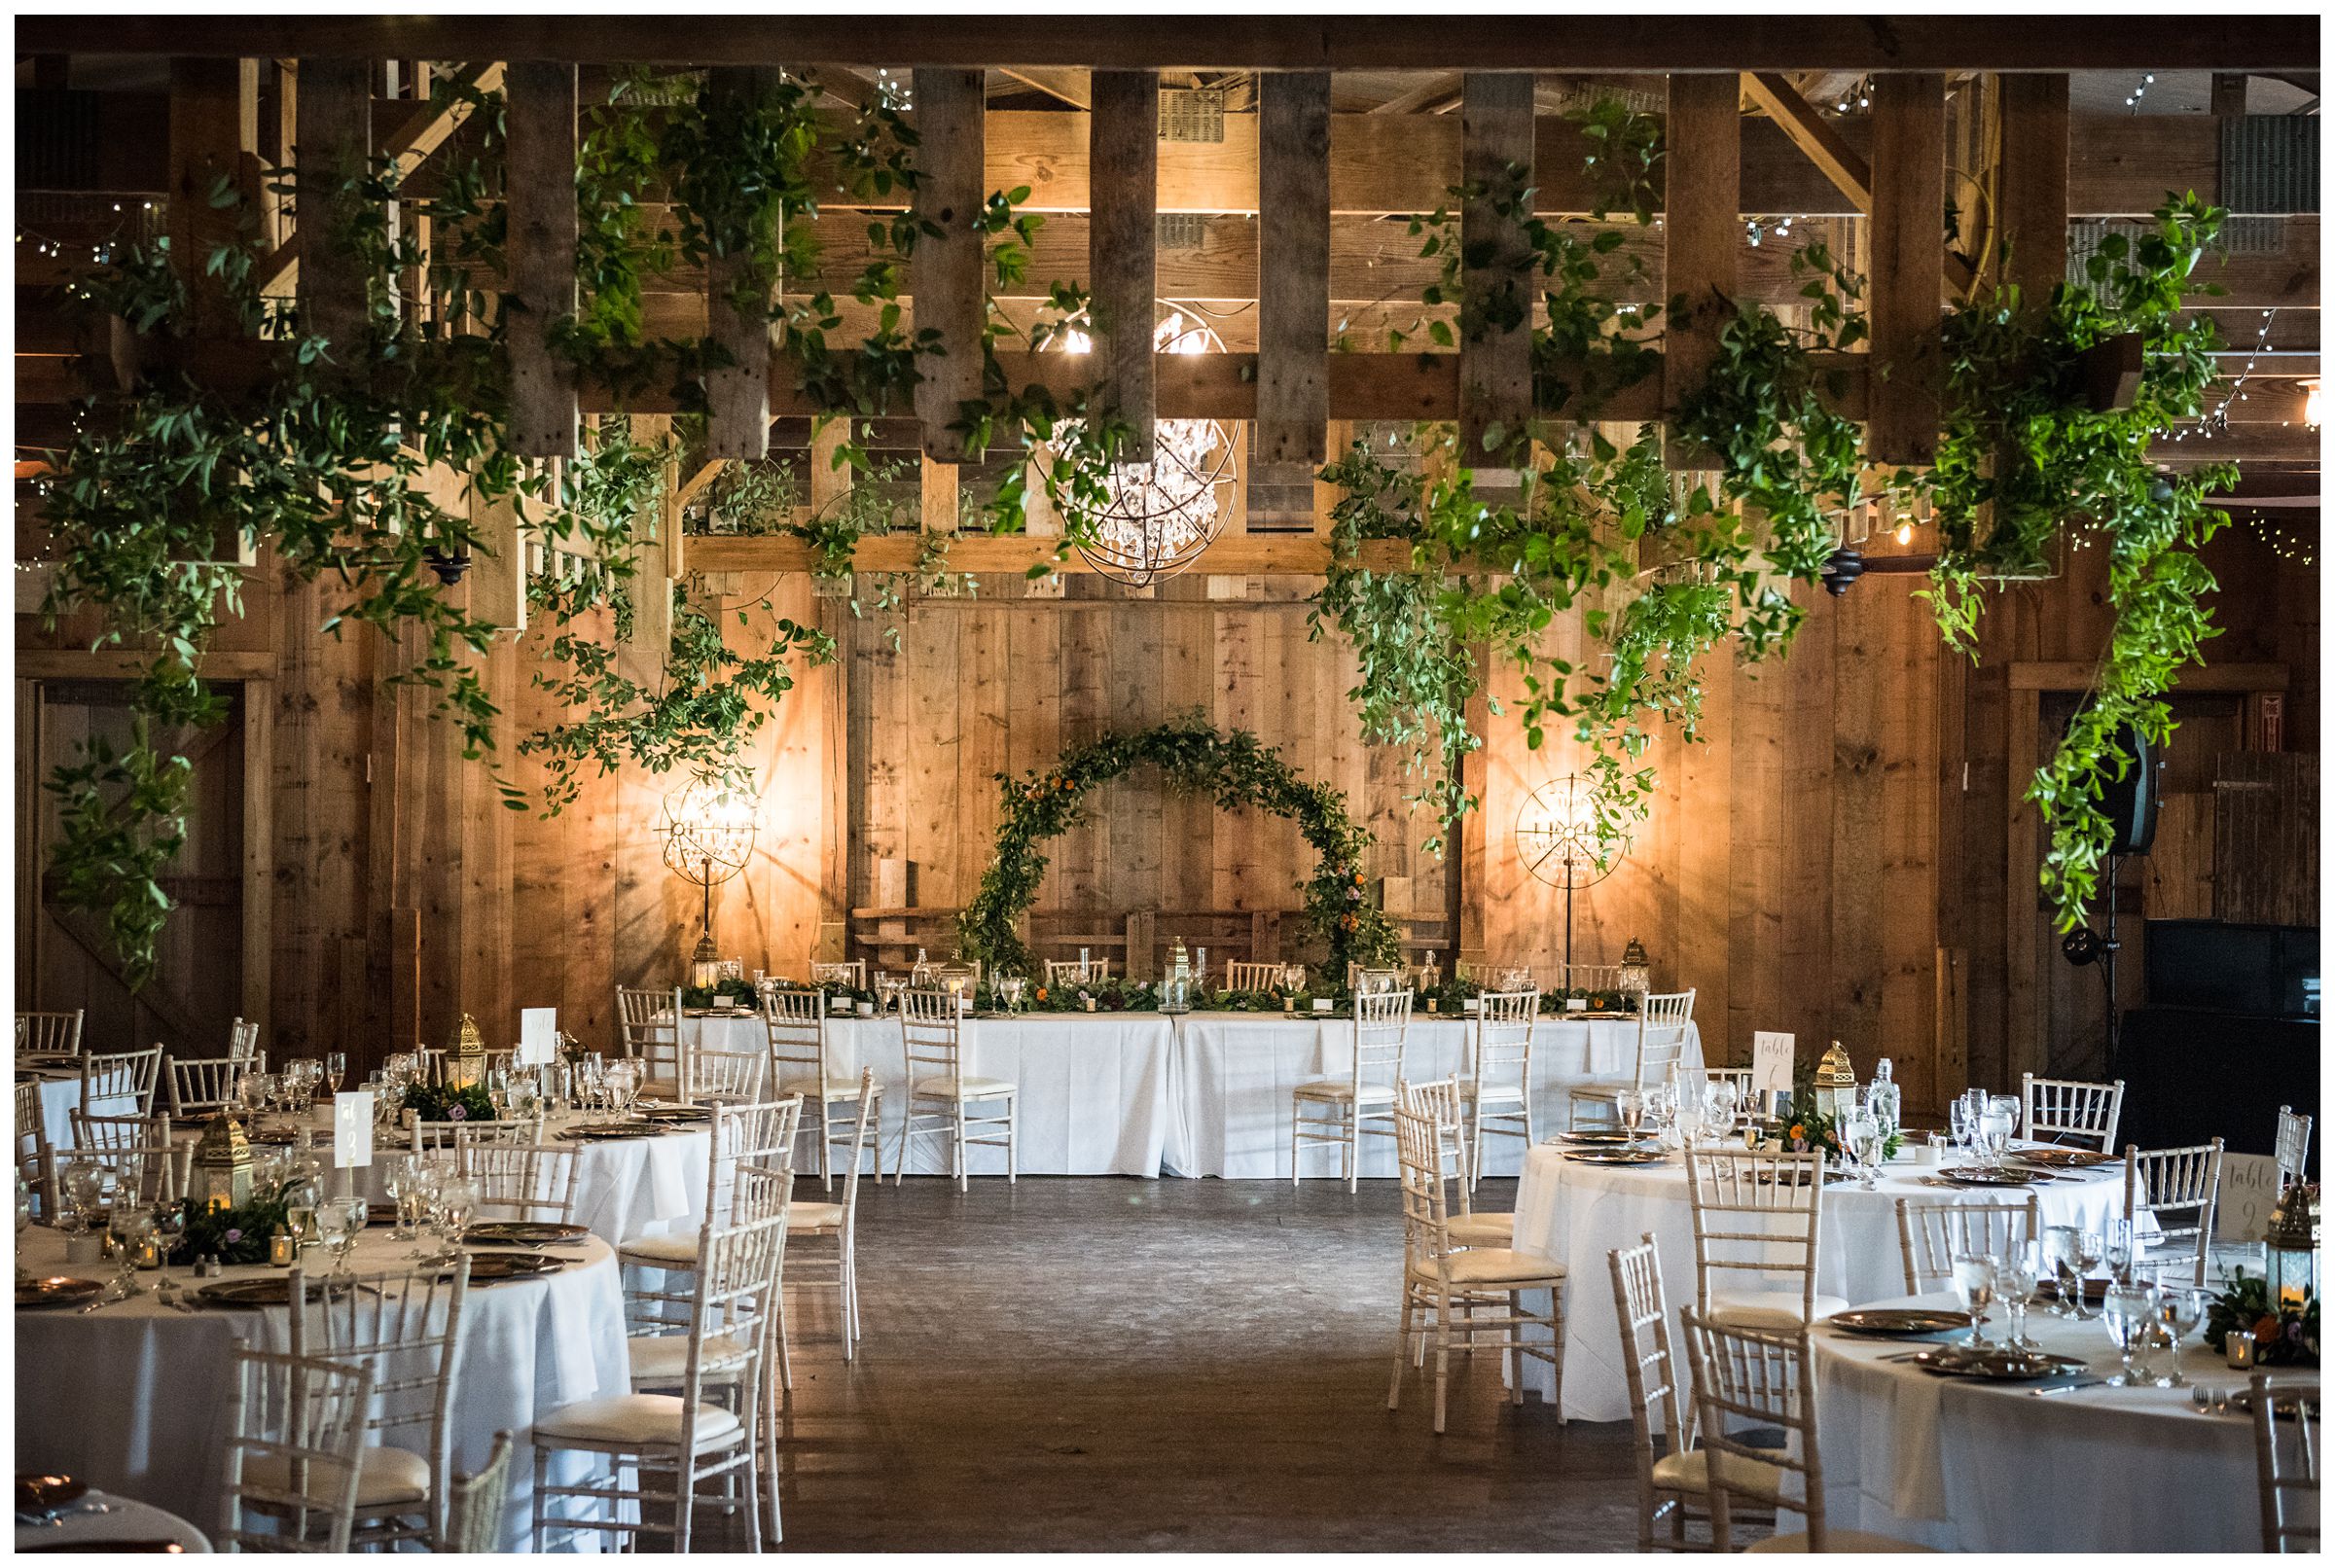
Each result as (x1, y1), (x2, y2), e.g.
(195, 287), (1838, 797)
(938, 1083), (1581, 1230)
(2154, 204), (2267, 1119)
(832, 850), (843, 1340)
(457, 1251), (565, 1284)
(463, 1221), (590, 1246)
(1933, 1165), (2036, 1187)
(16, 1275), (105, 1310)
(1826, 1307), (1975, 1336)
(1563, 1149), (1667, 1166)
(2018, 1147), (2116, 1169)
(194, 1276), (335, 1309)
(1559, 1131), (1643, 1146)
(1909, 1345), (2087, 1381)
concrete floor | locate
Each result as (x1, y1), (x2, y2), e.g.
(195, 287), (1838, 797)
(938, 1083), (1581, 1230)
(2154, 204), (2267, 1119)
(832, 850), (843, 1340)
(761, 1175), (1652, 1552)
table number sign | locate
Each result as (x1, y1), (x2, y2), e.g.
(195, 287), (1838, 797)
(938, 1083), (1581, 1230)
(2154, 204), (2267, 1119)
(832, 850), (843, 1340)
(2215, 1152), (2281, 1242)
(1750, 1032), (1795, 1098)
(334, 1091), (376, 1169)
(519, 1007), (558, 1066)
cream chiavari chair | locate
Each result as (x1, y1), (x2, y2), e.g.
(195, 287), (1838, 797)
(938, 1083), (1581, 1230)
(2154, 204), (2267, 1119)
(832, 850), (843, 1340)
(2124, 1138), (2225, 1286)
(1463, 988), (1537, 1189)
(541, 1168), (791, 1551)
(2020, 1072), (2126, 1153)
(59, 1110), (190, 1203)
(1349, 965), (1405, 993)
(764, 988), (884, 1188)
(685, 1034), (771, 1107)
(220, 1342), (377, 1554)
(1611, 1231), (1778, 1551)
(1043, 956), (1111, 985)
(229, 1016), (264, 1066)
(1894, 1195), (2042, 1294)
(83, 1043), (163, 1116)
(409, 1116), (534, 1157)
(782, 1068), (879, 1382)
(1293, 987), (1411, 1192)
(1570, 989), (1696, 1129)
(440, 1431), (516, 1553)
(1679, 1313), (1932, 1552)
(454, 1125), (580, 1226)
(282, 1258), (472, 1550)
(2253, 1371), (2320, 1552)
(1401, 1078), (1512, 1248)
(899, 986), (1016, 1190)
(16, 1008), (84, 1058)
(2276, 1105), (2314, 1193)
(1225, 960), (1281, 993)
(620, 1098), (804, 1337)
(616, 984), (685, 1095)
(1705, 1065), (1756, 1101)
(1388, 1096), (1566, 1433)
(1684, 1146), (1845, 1331)
(14, 1078), (54, 1220)
(808, 959), (866, 991)
(168, 1054), (243, 1118)
(1563, 963), (1626, 993)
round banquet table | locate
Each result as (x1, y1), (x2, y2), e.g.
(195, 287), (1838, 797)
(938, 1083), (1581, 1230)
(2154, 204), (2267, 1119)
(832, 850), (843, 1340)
(14, 1224), (630, 1552)
(1812, 1290), (2305, 1550)
(22, 1068), (135, 1152)
(245, 1105), (711, 1248)
(15, 1488), (212, 1552)
(1506, 1142), (2133, 1421)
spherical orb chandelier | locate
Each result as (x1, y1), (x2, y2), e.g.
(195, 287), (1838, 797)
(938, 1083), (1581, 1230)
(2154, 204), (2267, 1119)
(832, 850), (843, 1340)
(1060, 303), (1239, 587)
(1514, 772), (1634, 971)
(659, 772), (758, 944)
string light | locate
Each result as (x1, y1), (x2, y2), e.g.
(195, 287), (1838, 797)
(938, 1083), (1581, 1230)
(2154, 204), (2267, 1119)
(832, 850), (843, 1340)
(2167, 308), (2279, 444)
(2124, 73), (2157, 113)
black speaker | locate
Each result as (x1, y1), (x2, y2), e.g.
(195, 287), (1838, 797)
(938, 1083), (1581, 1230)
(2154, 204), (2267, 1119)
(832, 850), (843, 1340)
(2098, 723), (2158, 855)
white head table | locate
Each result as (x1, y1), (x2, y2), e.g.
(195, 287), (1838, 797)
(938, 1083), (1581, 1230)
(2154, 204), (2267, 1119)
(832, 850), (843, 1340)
(14, 1224), (630, 1552)
(689, 1010), (1695, 1180)
(1506, 1142), (2133, 1421)
(1814, 1290), (2300, 1550)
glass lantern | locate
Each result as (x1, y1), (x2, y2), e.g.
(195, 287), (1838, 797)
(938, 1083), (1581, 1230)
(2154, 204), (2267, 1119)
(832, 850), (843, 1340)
(192, 1113), (254, 1211)
(2266, 1181), (2320, 1311)
(1812, 1040), (1858, 1121)
(688, 931), (725, 992)
(1619, 937), (1651, 998)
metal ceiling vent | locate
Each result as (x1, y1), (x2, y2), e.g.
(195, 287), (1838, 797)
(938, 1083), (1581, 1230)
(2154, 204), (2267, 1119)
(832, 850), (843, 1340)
(1158, 88), (1227, 144)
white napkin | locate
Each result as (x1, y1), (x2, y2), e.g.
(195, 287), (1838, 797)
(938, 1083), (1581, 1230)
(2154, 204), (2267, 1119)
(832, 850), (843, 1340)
(643, 1134), (693, 1222)
(1583, 1020), (1623, 1076)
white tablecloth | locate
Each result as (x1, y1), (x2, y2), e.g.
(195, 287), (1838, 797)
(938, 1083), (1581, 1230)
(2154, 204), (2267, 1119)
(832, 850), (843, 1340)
(15, 1488), (212, 1552)
(1173, 1014), (1700, 1179)
(14, 1225), (629, 1551)
(1814, 1291), (2288, 1550)
(693, 1013), (1176, 1177)
(24, 1070), (133, 1150)
(1507, 1145), (2133, 1421)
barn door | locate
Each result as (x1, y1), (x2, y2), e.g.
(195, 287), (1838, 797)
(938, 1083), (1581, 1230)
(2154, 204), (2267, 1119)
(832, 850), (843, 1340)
(17, 678), (251, 1059)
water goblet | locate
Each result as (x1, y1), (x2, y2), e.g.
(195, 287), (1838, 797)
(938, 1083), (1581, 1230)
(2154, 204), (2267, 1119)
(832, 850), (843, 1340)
(1977, 1100), (2017, 1171)
(1997, 1241), (2042, 1349)
(432, 1179), (476, 1266)
(315, 1199), (354, 1277)
(2104, 1218), (2137, 1285)
(2041, 1225), (2083, 1318)
(1617, 1089), (1646, 1143)
(2153, 1274), (2209, 1387)
(60, 1160), (106, 1235)
(1952, 1252), (1998, 1346)
(108, 1207), (155, 1301)
(324, 1051), (345, 1096)
(2102, 1279), (2162, 1385)
(1850, 1115), (1888, 1190)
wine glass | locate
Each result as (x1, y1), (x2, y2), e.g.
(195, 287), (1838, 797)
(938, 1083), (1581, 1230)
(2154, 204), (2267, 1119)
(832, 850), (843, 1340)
(1847, 1113), (1887, 1190)
(107, 1207), (155, 1301)
(2103, 1218), (2137, 1285)
(432, 1179), (476, 1266)
(1977, 1099), (2017, 1171)
(2070, 1229), (2105, 1319)
(60, 1160), (106, 1235)
(1617, 1089), (1646, 1143)
(2040, 1225), (2083, 1318)
(1996, 1240), (2041, 1350)
(324, 1051), (345, 1096)
(402, 1162), (445, 1259)
(2102, 1279), (2162, 1386)
(2153, 1273), (2209, 1386)
(1952, 1252), (1998, 1346)
(315, 1199), (354, 1278)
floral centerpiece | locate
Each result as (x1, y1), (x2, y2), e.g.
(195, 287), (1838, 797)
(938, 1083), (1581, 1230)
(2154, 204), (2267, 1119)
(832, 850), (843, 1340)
(680, 977), (758, 1010)
(400, 1080), (496, 1123)
(2208, 1266), (2321, 1368)
(1781, 1077), (1904, 1162)
(175, 1178), (295, 1266)
(1006, 976), (1162, 1014)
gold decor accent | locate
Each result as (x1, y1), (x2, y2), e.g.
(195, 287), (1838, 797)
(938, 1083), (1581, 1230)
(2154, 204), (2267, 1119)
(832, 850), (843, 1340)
(1813, 1040), (1858, 1120)
(449, 1012), (486, 1087)
(192, 1113), (253, 1210)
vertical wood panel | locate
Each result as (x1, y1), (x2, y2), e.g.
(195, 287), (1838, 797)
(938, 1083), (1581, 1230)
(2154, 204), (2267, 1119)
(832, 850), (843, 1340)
(1256, 71), (1332, 465)
(1090, 69), (1160, 462)
(293, 57), (371, 361)
(506, 60), (580, 458)
(1867, 72), (1947, 466)
(1996, 74), (2070, 304)
(910, 68), (986, 463)
(1457, 72), (1535, 468)
(168, 57), (259, 339)
(1661, 73), (1742, 465)
(704, 66), (782, 458)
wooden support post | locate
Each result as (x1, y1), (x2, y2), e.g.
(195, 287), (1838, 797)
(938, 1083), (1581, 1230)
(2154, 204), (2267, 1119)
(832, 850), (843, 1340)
(621, 416), (677, 673)
(293, 57), (372, 362)
(1089, 69), (1159, 462)
(506, 60), (580, 458)
(920, 455), (960, 534)
(466, 479), (527, 633)
(1662, 73), (1742, 466)
(1256, 70), (1332, 465)
(1457, 72), (1534, 470)
(168, 57), (259, 339)
(1867, 73), (1947, 467)
(239, 677), (274, 1045)
(911, 68), (986, 463)
(704, 65), (782, 458)
(1996, 74), (2070, 305)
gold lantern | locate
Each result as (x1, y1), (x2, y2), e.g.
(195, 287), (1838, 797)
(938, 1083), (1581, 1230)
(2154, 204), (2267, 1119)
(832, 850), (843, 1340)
(1813, 1040), (1858, 1121)
(688, 931), (725, 992)
(192, 1113), (253, 1210)
(448, 1013), (487, 1089)
(2266, 1181), (2320, 1311)
(1619, 937), (1651, 997)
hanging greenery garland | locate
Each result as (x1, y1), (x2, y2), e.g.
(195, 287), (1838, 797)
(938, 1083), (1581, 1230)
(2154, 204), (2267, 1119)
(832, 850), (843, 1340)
(957, 717), (1399, 983)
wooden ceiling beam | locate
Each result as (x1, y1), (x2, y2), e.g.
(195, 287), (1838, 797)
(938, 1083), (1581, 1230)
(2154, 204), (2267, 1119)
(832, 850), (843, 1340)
(995, 66), (1092, 110)
(20, 17), (2315, 72)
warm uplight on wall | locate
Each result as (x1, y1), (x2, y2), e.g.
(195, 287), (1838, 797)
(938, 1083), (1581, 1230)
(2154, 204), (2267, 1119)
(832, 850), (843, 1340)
(2303, 378), (2322, 431)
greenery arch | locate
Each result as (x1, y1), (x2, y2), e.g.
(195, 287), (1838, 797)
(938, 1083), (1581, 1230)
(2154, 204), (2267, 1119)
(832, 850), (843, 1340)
(957, 718), (1401, 983)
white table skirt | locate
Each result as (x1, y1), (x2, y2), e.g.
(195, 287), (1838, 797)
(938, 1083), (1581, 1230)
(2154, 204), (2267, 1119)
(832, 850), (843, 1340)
(347, 1112), (710, 1247)
(692, 1014), (1176, 1177)
(1174, 1015), (1700, 1180)
(1506, 1145), (2133, 1421)
(14, 1225), (630, 1551)
(695, 1011), (1684, 1180)
(26, 1071), (134, 1151)
(1813, 1291), (2283, 1550)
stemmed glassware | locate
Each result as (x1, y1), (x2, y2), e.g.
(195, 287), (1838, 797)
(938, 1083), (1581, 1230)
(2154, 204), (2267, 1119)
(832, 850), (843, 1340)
(323, 1051), (346, 1096)
(1617, 1089), (1646, 1144)
(315, 1194), (367, 1278)
(1976, 1096), (2018, 1171)
(2102, 1278), (2164, 1386)
(401, 1161), (447, 1259)
(106, 1207), (155, 1301)
(1841, 1109), (1885, 1189)
(429, 1178), (476, 1266)
(1702, 1080), (1741, 1145)
(2103, 1218), (2137, 1285)
(1952, 1252), (1998, 1346)
(60, 1160), (106, 1237)
(1996, 1241), (2041, 1349)
(2040, 1225), (2082, 1318)
(2153, 1272), (2209, 1386)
